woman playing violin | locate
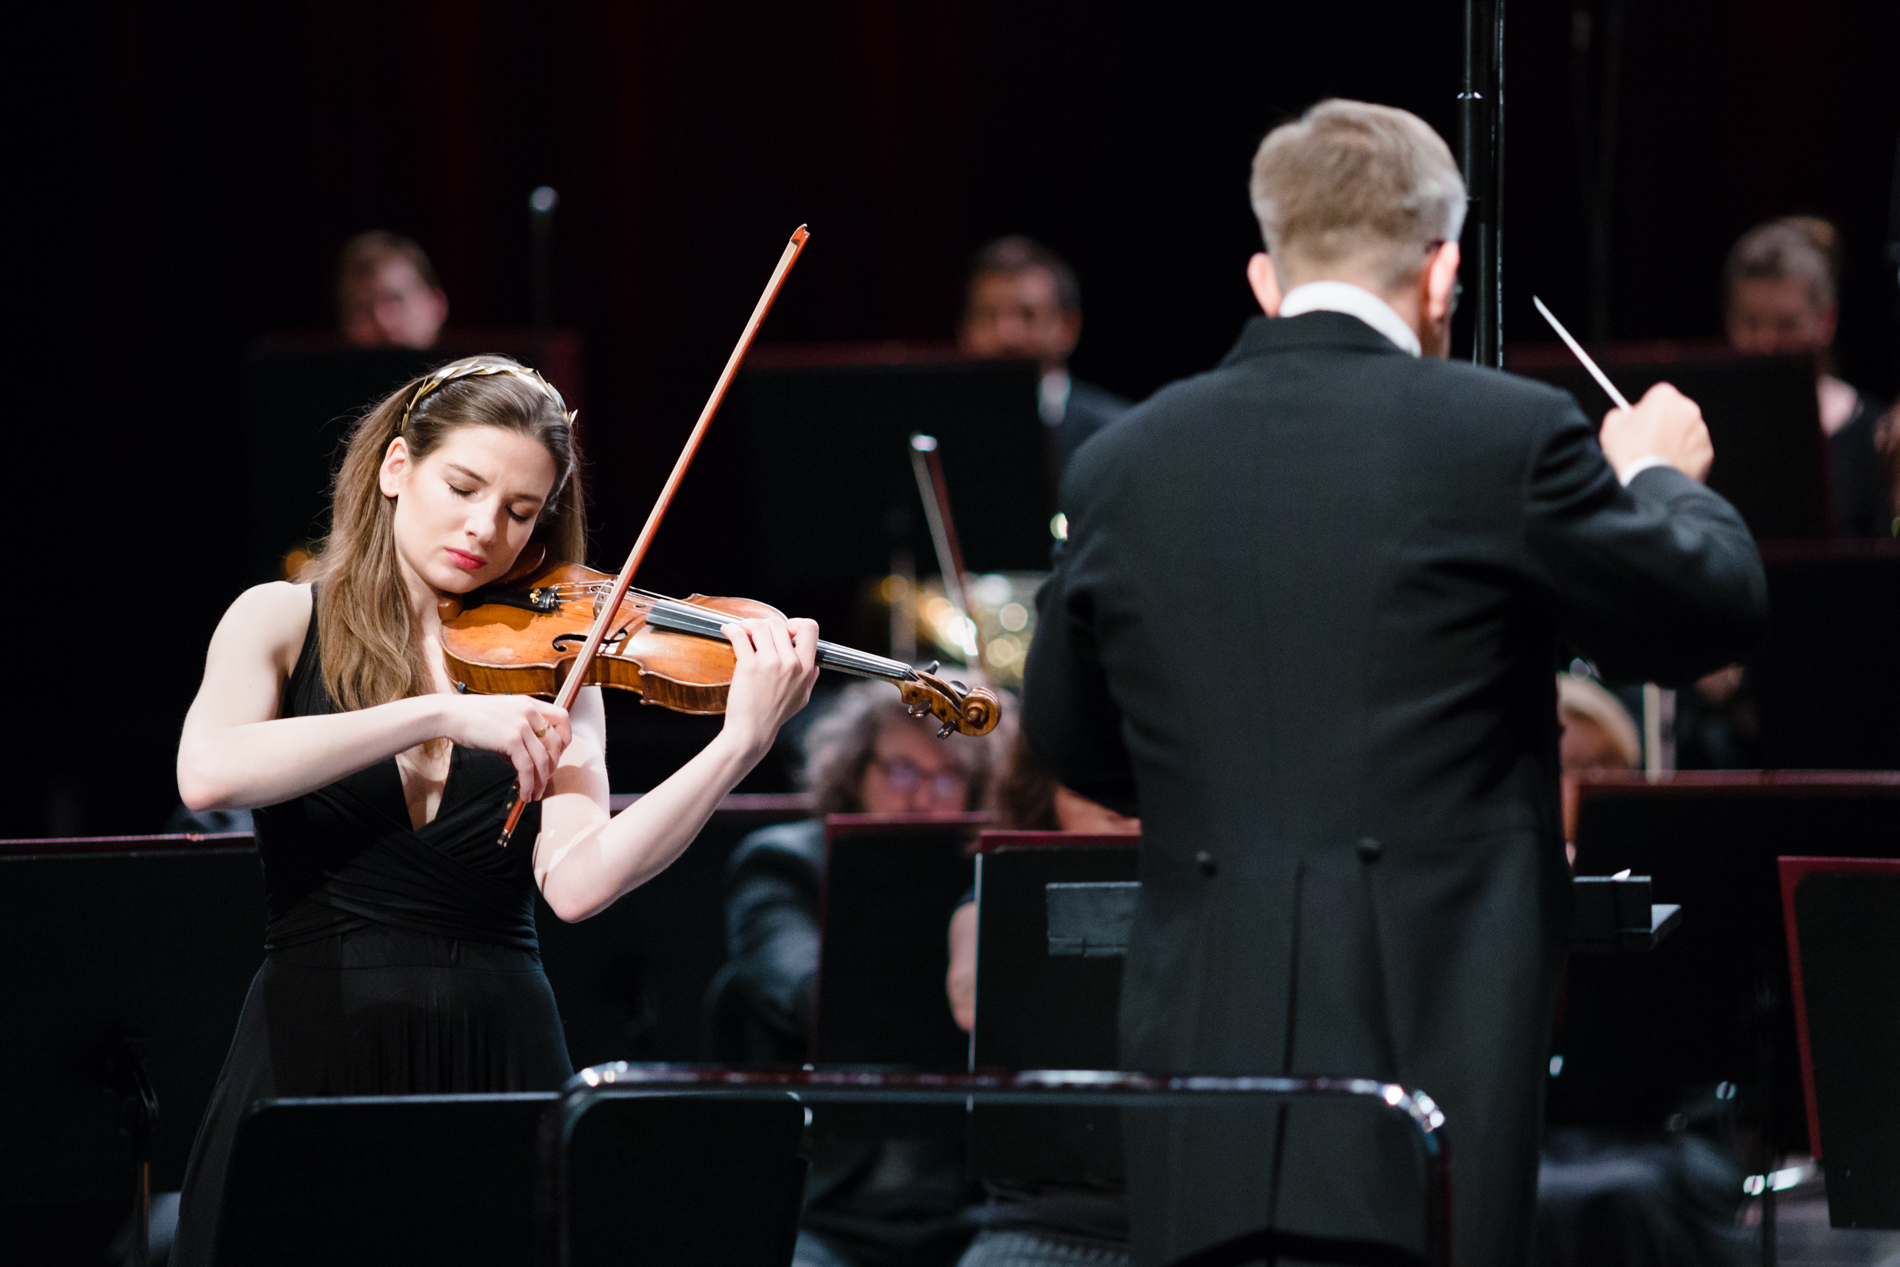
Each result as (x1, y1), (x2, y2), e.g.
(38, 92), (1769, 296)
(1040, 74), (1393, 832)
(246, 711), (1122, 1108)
(170, 356), (821, 1265)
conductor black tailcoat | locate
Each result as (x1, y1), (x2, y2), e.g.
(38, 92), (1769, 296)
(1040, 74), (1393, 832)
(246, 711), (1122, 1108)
(1022, 313), (1768, 1267)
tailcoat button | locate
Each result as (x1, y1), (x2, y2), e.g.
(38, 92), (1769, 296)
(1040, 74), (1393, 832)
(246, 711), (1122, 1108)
(1195, 851), (1218, 877)
(1357, 837), (1384, 862)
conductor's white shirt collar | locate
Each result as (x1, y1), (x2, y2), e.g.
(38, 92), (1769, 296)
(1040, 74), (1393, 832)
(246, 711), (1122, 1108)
(1278, 281), (1422, 357)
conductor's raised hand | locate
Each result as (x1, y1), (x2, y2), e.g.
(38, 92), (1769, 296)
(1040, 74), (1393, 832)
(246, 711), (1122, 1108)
(1600, 381), (1715, 484)
(439, 694), (571, 801)
(720, 615), (821, 759)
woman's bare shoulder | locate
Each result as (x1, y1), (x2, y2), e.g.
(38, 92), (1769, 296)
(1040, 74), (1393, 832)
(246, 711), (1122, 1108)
(211, 581), (314, 672)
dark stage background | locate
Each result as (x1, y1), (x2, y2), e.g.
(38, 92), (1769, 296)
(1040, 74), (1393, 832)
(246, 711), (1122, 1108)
(12, 0), (1896, 838)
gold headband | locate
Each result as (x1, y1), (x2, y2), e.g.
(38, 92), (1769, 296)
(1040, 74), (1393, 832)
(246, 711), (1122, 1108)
(399, 360), (578, 432)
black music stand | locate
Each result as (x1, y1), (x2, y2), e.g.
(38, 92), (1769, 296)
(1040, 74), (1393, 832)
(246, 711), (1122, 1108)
(546, 1085), (807, 1267)
(1751, 544), (1900, 770)
(807, 813), (983, 1150)
(1779, 857), (1900, 1229)
(216, 1094), (550, 1266)
(811, 814), (986, 1070)
(0, 836), (264, 1262)
(217, 1089), (804, 1267)
(730, 358), (1053, 586)
(970, 832), (1140, 1184)
(1507, 346), (1830, 540)
(1554, 774), (1900, 1249)
(640, 355), (1052, 644)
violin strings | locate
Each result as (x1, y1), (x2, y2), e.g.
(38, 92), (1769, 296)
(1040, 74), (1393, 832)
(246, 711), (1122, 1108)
(527, 582), (916, 681)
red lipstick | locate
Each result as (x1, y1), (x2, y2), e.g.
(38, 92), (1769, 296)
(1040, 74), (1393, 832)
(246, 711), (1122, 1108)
(446, 548), (486, 572)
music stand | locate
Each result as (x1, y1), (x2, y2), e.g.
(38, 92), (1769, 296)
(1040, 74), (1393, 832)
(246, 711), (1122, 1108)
(1507, 345), (1830, 540)
(216, 1094), (551, 1266)
(223, 1090), (809, 1267)
(640, 355), (1052, 647)
(969, 832), (1140, 1185)
(811, 814), (987, 1069)
(1779, 858), (1900, 1229)
(0, 836), (263, 1262)
(1750, 544), (1900, 770)
(545, 1086), (807, 1267)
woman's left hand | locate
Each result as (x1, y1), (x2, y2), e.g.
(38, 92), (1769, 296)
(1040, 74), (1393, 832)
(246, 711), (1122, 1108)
(719, 615), (821, 759)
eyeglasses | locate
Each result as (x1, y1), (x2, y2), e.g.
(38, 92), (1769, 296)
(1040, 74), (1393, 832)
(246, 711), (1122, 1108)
(871, 757), (968, 802)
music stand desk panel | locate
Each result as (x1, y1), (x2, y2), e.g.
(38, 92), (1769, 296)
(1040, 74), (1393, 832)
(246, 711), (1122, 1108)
(812, 814), (989, 1069)
(1752, 544), (1900, 770)
(970, 832), (1142, 1186)
(0, 838), (265, 1201)
(1507, 345), (1827, 541)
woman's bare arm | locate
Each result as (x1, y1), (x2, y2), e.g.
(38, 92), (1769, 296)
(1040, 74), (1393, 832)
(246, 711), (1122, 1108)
(177, 583), (569, 811)
(534, 616), (820, 923)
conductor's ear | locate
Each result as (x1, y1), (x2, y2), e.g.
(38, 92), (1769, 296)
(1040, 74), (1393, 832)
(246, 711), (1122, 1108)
(1247, 253), (1283, 317)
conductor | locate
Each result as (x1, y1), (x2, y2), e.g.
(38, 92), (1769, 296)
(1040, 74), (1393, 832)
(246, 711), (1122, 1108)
(1021, 100), (1768, 1267)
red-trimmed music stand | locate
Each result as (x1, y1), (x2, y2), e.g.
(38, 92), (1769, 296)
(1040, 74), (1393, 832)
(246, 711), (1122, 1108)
(1778, 857), (1900, 1229)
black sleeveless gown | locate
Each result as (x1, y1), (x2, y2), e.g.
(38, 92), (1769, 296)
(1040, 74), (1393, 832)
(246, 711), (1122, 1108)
(172, 597), (572, 1266)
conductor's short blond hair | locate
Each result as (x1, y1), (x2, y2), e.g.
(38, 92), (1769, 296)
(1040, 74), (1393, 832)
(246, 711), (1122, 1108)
(1249, 99), (1467, 292)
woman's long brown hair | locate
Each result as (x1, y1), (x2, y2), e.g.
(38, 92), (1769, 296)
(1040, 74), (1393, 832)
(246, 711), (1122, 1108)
(311, 356), (586, 714)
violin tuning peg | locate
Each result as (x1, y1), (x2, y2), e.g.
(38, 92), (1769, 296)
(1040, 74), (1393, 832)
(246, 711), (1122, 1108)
(937, 720), (956, 739)
(926, 660), (940, 675)
(949, 681), (967, 693)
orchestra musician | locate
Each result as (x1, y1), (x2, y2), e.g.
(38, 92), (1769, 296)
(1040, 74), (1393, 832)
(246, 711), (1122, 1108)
(1021, 100), (1769, 1267)
(168, 356), (821, 1265)
(1723, 216), (1891, 539)
(335, 229), (451, 350)
(957, 236), (1130, 472)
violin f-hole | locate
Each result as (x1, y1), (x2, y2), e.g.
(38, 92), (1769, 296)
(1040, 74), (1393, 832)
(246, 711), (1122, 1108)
(552, 629), (629, 653)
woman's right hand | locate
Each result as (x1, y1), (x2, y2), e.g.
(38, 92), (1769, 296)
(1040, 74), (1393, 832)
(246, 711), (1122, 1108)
(437, 694), (572, 801)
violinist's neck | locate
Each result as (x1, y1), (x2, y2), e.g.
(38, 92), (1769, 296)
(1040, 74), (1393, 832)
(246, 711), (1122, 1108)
(394, 554), (446, 639)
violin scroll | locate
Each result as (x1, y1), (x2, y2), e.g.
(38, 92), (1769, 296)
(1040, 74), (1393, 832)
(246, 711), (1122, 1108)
(900, 668), (1002, 738)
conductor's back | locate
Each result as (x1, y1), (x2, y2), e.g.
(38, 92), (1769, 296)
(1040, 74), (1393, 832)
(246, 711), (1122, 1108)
(1023, 100), (1767, 1267)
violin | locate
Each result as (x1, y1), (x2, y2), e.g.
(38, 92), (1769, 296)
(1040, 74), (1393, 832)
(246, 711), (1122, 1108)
(466, 226), (999, 846)
(439, 561), (1000, 738)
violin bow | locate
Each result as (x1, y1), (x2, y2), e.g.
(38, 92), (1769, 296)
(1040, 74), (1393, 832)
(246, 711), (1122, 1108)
(907, 433), (986, 665)
(497, 225), (811, 845)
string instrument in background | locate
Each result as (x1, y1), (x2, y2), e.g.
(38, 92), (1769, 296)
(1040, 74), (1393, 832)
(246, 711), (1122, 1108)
(438, 562), (998, 734)
(440, 226), (998, 845)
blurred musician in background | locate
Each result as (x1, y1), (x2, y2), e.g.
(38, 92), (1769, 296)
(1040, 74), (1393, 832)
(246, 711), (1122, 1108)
(1024, 100), (1768, 1267)
(1882, 404), (1900, 535)
(958, 236), (1130, 471)
(1555, 673), (1640, 853)
(1724, 216), (1891, 538)
(721, 681), (1001, 1267)
(336, 229), (450, 350)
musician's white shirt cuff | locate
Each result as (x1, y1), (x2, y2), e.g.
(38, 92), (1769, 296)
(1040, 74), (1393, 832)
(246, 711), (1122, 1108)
(1618, 456), (1673, 486)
